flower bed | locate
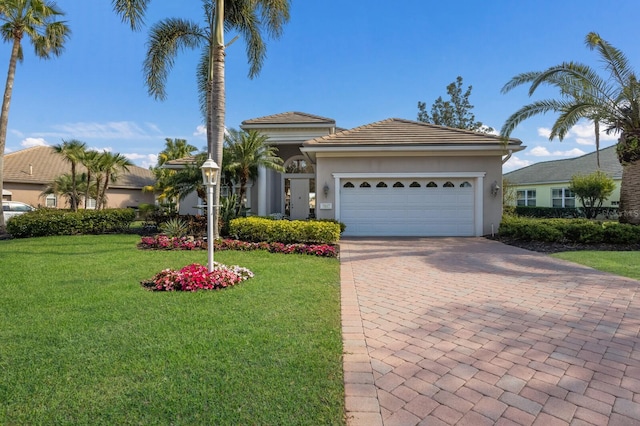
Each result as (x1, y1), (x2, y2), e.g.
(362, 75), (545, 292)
(138, 235), (338, 258)
(141, 262), (254, 292)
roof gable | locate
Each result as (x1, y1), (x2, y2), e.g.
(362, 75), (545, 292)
(504, 145), (621, 184)
(303, 118), (522, 147)
(4, 146), (155, 188)
(242, 111), (335, 126)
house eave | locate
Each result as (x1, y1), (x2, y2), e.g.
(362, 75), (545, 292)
(301, 144), (525, 162)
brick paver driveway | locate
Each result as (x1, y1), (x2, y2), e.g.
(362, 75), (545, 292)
(340, 238), (640, 426)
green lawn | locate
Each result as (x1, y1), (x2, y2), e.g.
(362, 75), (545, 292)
(0, 234), (345, 425)
(551, 250), (640, 280)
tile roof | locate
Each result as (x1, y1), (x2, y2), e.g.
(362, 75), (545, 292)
(303, 118), (523, 147)
(241, 111), (336, 126)
(4, 146), (155, 188)
(504, 145), (622, 184)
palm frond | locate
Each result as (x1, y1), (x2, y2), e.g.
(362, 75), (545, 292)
(144, 18), (206, 100)
(585, 32), (635, 88)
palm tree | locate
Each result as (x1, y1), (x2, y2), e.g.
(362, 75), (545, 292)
(52, 139), (86, 211)
(112, 0), (290, 237)
(95, 152), (133, 209)
(42, 173), (90, 209)
(158, 137), (197, 166)
(501, 32), (640, 225)
(225, 129), (283, 214)
(0, 0), (70, 231)
(148, 138), (198, 207)
(79, 149), (100, 209)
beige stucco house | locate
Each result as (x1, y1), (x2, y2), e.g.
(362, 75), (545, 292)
(3, 146), (155, 209)
(239, 112), (524, 237)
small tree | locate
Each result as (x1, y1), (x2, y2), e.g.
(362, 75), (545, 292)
(569, 171), (616, 219)
(417, 76), (494, 133)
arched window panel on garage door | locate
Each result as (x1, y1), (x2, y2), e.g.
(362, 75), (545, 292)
(393, 182), (404, 188)
(376, 182), (387, 188)
(443, 181), (455, 188)
(359, 182), (371, 188)
(460, 181), (472, 187)
(410, 181), (421, 187)
(426, 181), (438, 188)
(343, 182), (354, 188)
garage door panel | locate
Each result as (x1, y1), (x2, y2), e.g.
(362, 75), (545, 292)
(340, 178), (477, 237)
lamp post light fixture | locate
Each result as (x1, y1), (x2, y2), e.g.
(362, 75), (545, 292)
(201, 156), (220, 272)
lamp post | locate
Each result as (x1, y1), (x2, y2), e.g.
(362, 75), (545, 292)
(201, 156), (220, 273)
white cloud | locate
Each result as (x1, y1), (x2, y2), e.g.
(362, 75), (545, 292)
(87, 146), (113, 153)
(503, 155), (532, 172)
(529, 145), (585, 157)
(566, 122), (618, 146)
(538, 127), (552, 138)
(193, 125), (206, 137)
(21, 137), (48, 147)
(124, 153), (157, 169)
(42, 121), (162, 140)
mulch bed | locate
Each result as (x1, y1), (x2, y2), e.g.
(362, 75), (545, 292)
(488, 236), (640, 254)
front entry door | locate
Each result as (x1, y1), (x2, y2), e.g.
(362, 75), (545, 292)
(289, 178), (310, 220)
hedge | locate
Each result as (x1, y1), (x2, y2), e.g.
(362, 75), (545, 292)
(6, 208), (137, 238)
(514, 206), (619, 219)
(499, 215), (640, 244)
(229, 217), (341, 244)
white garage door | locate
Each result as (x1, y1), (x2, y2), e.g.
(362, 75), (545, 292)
(340, 178), (476, 237)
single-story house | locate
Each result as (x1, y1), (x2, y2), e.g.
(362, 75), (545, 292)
(2, 146), (156, 209)
(228, 111), (523, 237)
(504, 145), (622, 208)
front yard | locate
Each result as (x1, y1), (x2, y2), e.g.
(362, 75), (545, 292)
(0, 234), (345, 425)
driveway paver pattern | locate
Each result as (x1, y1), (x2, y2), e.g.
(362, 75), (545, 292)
(340, 237), (640, 426)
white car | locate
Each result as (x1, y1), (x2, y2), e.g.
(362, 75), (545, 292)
(2, 201), (36, 222)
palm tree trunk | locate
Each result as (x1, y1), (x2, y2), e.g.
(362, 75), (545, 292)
(619, 159), (640, 225)
(209, 0), (225, 239)
(0, 37), (21, 233)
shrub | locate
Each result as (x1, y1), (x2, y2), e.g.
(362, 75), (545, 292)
(499, 216), (640, 245)
(160, 217), (189, 237)
(229, 217), (340, 244)
(6, 208), (136, 238)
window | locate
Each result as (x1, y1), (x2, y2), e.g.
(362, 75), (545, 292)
(409, 181), (421, 188)
(426, 182), (438, 188)
(284, 156), (313, 173)
(45, 194), (57, 208)
(343, 182), (354, 188)
(376, 182), (387, 188)
(86, 198), (97, 209)
(393, 182), (404, 188)
(460, 181), (472, 188)
(516, 190), (536, 207)
(359, 182), (371, 188)
(443, 181), (454, 188)
(552, 188), (575, 208)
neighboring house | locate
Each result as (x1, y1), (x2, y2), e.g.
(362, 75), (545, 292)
(3, 146), (156, 209)
(227, 111), (523, 237)
(504, 145), (622, 208)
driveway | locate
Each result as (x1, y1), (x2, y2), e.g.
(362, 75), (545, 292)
(340, 238), (640, 426)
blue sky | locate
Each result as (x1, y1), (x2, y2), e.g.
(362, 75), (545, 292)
(2, 0), (640, 171)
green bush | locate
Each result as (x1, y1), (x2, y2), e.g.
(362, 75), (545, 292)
(229, 217), (340, 244)
(514, 206), (619, 219)
(6, 208), (136, 238)
(499, 215), (640, 244)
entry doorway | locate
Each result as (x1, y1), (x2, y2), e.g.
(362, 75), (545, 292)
(284, 177), (315, 220)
